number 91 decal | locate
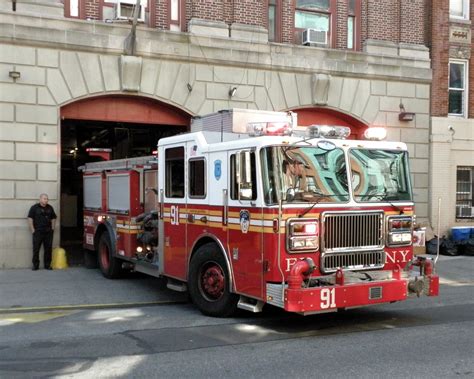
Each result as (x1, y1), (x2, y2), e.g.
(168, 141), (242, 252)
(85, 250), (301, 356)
(320, 288), (336, 309)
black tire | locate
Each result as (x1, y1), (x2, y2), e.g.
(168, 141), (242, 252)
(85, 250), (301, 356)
(188, 243), (238, 317)
(98, 232), (123, 279)
(84, 249), (98, 269)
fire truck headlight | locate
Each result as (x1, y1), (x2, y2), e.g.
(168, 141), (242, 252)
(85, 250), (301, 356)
(387, 216), (413, 246)
(287, 219), (319, 252)
(289, 237), (318, 250)
(136, 246), (143, 253)
(389, 232), (412, 244)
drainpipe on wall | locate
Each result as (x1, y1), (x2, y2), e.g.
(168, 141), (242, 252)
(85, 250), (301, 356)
(124, 0), (141, 56)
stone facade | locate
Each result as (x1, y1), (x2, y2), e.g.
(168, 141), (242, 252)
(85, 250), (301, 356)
(0, 3), (432, 268)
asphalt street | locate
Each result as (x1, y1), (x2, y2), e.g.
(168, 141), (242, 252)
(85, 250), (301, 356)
(0, 255), (473, 378)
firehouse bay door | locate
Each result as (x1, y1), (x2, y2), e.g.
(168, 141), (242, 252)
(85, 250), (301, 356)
(227, 149), (264, 300)
(162, 145), (187, 280)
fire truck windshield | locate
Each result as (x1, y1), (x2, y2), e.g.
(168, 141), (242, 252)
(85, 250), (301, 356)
(260, 146), (350, 204)
(350, 149), (412, 202)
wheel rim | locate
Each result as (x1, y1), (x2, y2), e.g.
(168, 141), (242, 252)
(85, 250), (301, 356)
(199, 261), (225, 301)
(100, 241), (110, 270)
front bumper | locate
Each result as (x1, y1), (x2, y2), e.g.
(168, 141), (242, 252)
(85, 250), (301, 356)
(282, 257), (439, 315)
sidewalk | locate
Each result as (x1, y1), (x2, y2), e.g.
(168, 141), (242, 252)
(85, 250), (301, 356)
(1, 256), (471, 313)
(0, 267), (188, 312)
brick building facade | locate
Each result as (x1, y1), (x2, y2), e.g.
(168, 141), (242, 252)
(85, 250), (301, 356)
(0, 0), (433, 267)
(428, 0), (474, 234)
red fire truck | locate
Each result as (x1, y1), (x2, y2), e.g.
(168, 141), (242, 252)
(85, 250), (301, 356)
(82, 109), (439, 317)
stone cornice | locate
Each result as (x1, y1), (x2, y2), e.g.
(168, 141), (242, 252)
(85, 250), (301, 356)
(0, 11), (432, 83)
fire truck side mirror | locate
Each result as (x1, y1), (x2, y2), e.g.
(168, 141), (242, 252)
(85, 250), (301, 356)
(286, 188), (296, 202)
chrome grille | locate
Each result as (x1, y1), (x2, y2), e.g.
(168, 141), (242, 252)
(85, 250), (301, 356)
(322, 211), (384, 252)
(322, 251), (385, 273)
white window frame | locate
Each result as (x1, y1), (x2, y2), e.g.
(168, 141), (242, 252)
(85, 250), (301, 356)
(450, 0), (470, 20)
(456, 166), (474, 220)
(115, 0), (147, 22)
(448, 60), (468, 118)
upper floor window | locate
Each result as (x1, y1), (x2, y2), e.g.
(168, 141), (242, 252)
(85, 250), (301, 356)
(450, 0), (470, 19)
(169, 0), (184, 31)
(268, 0), (280, 42)
(448, 60), (468, 117)
(295, 0), (332, 46)
(295, 0), (360, 48)
(456, 167), (474, 220)
(64, 0), (81, 18)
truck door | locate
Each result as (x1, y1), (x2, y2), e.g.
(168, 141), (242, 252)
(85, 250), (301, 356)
(227, 149), (264, 300)
(161, 144), (187, 280)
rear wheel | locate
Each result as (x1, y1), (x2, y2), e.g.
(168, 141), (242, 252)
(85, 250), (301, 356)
(188, 243), (238, 317)
(98, 232), (123, 279)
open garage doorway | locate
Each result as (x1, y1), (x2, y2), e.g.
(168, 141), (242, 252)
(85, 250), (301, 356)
(60, 96), (190, 265)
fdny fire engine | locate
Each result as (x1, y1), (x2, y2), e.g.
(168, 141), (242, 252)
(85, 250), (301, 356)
(82, 109), (439, 317)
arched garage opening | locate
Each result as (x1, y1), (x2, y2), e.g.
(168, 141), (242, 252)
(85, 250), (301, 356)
(293, 107), (368, 139)
(60, 95), (191, 264)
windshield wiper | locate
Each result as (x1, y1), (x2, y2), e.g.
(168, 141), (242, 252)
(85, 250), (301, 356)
(355, 193), (406, 214)
(298, 192), (342, 218)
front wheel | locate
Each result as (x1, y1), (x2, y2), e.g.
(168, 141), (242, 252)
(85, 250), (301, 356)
(98, 232), (123, 279)
(188, 243), (238, 317)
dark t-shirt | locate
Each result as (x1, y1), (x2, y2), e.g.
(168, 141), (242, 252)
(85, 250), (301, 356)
(28, 203), (57, 232)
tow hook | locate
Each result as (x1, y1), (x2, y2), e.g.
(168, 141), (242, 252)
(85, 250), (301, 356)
(407, 256), (437, 297)
(408, 277), (424, 297)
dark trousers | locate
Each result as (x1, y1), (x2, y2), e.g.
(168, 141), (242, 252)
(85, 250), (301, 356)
(32, 230), (53, 268)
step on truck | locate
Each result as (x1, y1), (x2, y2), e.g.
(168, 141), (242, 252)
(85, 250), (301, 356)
(82, 108), (439, 317)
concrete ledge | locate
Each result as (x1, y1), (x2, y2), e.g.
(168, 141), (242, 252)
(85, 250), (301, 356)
(15, 0), (64, 18)
(0, 12), (432, 83)
(188, 18), (228, 38)
(364, 39), (399, 56)
(398, 43), (430, 60)
(230, 23), (268, 43)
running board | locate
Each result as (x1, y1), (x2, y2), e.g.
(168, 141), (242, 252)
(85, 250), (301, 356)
(167, 279), (188, 292)
(237, 297), (264, 313)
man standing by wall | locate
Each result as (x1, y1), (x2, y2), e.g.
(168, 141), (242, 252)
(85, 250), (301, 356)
(27, 194), (57, 270)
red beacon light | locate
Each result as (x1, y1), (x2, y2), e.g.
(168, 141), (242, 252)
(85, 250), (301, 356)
(247, 122), (292, 136)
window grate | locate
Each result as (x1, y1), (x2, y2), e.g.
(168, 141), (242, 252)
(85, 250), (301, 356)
(456, 166), (474, 220)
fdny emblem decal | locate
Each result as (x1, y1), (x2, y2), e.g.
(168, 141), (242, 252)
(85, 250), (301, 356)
(239, 210), (250, 234)
(214, 160), (222, 180)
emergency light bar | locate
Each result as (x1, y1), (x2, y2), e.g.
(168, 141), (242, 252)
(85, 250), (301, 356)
(247, 122), (293, 136)
(306, 125), (351, 139)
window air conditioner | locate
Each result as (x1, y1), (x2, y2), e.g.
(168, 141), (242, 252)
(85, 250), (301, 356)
(115, 1), (145, 22)
(456, 205), (474, 217)
(302, 28), (328, 45)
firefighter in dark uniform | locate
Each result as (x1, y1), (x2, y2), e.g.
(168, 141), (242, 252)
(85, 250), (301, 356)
(27, 193), (57, 270)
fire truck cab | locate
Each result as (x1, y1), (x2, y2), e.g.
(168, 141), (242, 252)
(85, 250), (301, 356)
(82, 109), (439, 317)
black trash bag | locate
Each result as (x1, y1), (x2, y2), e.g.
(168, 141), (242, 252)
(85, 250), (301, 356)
(457, 238), (474, 256)
(426, 237), (460, 256)
(426, 238), (439, 255)
(441, 238), (460, 256)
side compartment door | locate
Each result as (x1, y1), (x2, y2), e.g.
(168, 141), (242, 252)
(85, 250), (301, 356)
(227, 149), (264, 300)
(160, 144), (187, 280)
